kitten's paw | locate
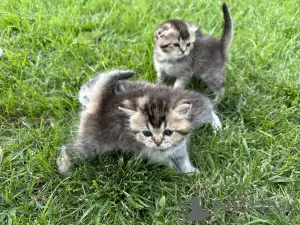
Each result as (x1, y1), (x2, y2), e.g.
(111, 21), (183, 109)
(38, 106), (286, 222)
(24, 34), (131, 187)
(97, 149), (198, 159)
(174, 78), (189, 89)
(211, 112), (222, 133)
(185, 167), (200, 175)
(157, 78), (163, 84)
(213, 88), (225, 103)
(173, 83), (186, 89)
(79, 84), (92, 108)
(56, 146), (73, 176)
(180, 163), (200, 174)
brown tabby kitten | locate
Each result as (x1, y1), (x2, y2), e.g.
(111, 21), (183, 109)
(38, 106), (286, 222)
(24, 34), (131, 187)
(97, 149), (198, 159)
(153, 3), (233, 101)
(57, 70), (221, 175)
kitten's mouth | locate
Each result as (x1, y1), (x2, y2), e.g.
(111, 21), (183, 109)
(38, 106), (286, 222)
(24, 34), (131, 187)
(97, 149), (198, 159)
(155, 145), (173, 151)
(176, 54), (185, 58)
(145, 142), (173, 150)
(152, 146), (168, 150)
(147, 144), (171, 151)
(159, 148), (170, 152)
(175, 54), (188, 59)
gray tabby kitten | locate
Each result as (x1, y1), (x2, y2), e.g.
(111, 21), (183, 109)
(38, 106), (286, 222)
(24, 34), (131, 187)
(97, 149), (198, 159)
(153, 3), (233, 101)
(56, 70), (221, 175)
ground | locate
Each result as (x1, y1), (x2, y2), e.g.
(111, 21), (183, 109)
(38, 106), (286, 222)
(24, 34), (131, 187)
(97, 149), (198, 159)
(0, 0), (299, 224)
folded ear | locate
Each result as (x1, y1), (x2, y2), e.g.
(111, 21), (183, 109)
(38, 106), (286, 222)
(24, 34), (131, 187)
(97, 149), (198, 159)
(189, 24), (199, 33)
(154, 28), (167, 40)
(173, 103), (192, 119)
(118, 107), (136, 117)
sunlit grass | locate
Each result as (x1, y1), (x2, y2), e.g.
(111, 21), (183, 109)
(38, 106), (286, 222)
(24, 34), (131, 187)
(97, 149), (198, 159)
(0, 0), (299, 224)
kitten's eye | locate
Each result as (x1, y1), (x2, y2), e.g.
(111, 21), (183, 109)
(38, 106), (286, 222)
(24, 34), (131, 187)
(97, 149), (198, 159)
(164, 129), (173, 136)
(173, 43), (180, 47)
(142, 131), (152, 137)
(186, 43), (191, 47)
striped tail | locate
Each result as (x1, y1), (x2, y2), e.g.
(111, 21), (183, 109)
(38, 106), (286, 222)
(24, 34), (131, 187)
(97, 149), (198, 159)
(220, 3), (233, 58)
(80, 70), (135, 114)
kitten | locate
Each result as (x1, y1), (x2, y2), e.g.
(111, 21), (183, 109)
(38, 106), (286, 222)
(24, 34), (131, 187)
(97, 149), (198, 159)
(153, 3), (233, 101)
(56, 70), (222, 175)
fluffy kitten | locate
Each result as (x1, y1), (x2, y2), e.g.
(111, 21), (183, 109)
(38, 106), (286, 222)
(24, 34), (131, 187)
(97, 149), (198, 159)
(56, 70), (221, 175)
(153, 3), (233, 101)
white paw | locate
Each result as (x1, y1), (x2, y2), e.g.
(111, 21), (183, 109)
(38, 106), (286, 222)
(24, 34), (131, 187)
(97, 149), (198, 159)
(56, 146), (72, 176)
(211, 112), (222, 133)
(173, 83), (186, 89)
(79, 85), (91, 108)
(193, 168), (200, 173)
(182, 165), (200, 174)
(157, 78), (164, 84)
(185, 167), (200, 175)
(174, 78), (189, 89)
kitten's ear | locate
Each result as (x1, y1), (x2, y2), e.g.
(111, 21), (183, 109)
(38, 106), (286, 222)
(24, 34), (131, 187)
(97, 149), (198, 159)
(154, 28), (166, 40)
(173, 103), (192, 119)
(189, 24), (199, 33)
(118, 107), (136, 116)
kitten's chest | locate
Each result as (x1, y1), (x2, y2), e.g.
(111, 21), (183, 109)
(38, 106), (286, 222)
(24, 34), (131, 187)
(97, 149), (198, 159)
(155, 60), (192, 77)
(147, 149), (172, 164)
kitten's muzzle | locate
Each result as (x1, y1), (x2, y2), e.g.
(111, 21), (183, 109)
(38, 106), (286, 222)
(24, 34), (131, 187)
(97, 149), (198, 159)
(153, 138), (163, 146)
(180, 47), (186, 53)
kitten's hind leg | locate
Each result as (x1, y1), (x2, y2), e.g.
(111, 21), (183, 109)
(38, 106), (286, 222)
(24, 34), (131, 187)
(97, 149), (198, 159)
(169, 142), (199, 174)
(174, 77), (190, 89)
(56, 142), (97, 176)
(199, 71), (225, 102)
(213, 87), (225, 103)
(56, 145), (74, 176)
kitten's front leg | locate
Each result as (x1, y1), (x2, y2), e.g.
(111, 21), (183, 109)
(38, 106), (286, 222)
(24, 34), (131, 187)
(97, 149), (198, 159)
(169, 143), (199, 174)
(156, 70), (165, 84)
(211, 111), (222, 132)
(174, 76), (190, 89)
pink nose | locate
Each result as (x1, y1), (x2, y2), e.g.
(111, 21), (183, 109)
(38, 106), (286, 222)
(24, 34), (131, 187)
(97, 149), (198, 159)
(154, 140), (162, 146)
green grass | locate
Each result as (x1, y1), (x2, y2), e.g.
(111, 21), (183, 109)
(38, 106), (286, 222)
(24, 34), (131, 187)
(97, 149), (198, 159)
(0, 0), (299, 224)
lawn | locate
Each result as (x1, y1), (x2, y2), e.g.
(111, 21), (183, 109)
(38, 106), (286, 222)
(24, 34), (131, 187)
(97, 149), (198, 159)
(0, 0), (299, 224)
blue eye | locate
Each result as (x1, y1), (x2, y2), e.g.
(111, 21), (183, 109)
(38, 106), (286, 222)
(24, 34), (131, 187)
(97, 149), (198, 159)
(164, 129), (173, 136)
(173, 43), (180, 47)
(186, 43), (191, 47)
(142, 131), (152, 137)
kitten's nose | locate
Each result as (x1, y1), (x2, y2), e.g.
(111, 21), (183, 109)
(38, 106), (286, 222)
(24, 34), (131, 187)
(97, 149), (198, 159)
(180, 47), (186, 53)
(154, 139), (162, 146)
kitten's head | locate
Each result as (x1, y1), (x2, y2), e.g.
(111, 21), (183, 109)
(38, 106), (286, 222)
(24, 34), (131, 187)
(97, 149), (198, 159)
(154, 20), (198, 60)
(119, 97), (192, 150)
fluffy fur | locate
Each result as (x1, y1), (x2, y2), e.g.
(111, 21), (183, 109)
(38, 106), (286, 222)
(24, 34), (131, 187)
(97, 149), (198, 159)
(57, 70), (222, 175)
(153, 3), (233, 101)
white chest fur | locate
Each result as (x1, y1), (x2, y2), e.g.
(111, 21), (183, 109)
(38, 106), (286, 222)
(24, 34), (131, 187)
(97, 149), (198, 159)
(154, 59), (192, 78)
(145, 141), (186, 164)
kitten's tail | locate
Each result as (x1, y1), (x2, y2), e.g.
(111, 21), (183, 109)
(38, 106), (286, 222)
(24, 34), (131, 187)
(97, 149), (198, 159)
(81, 70), (135, 114)
(220, 3), (233, 58)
